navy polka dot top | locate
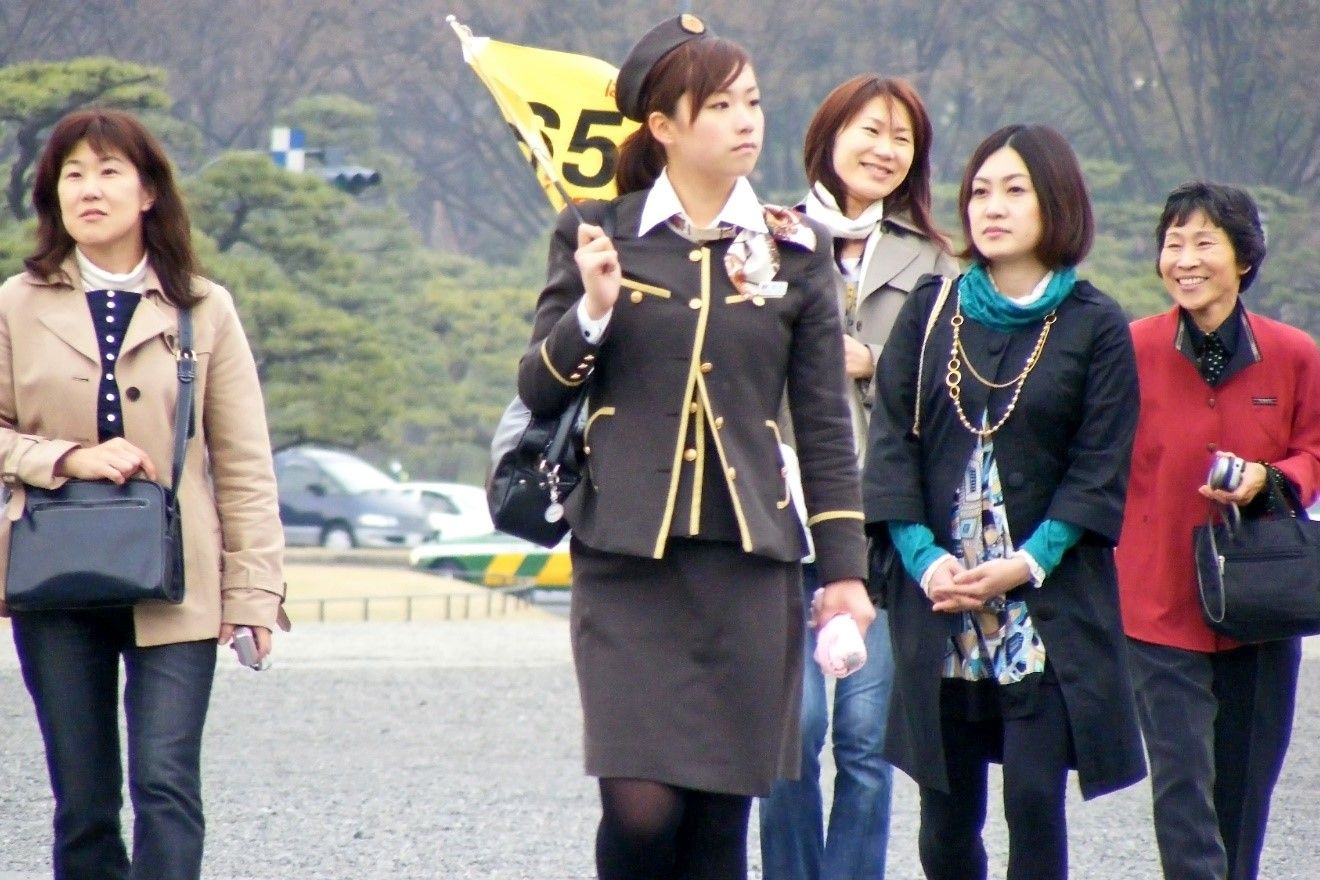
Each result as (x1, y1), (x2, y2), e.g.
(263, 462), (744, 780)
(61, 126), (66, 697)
(86, 289), (143, 442)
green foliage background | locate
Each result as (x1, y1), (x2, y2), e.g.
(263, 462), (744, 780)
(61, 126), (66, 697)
(0, 34), (1315, 484)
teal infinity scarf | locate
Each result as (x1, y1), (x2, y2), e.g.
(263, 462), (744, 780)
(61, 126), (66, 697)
(958, 262), (1077, 330)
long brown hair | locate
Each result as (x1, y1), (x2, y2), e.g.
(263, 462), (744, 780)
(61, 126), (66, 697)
(614, 38), (752, 195)
(26, 108), (201, 308)
(802, 75), (948, 251)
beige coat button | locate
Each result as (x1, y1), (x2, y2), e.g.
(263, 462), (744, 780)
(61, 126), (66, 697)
(752, 296), (765, 307)
(700, 362), (713, 373)
(726, 467), (737, 480)
(569, 372), (582, 380)
(689, 402), (700, 413)
(584, 446), (592, 455)
(683, 448), (698, 462)
(584, 354), (595, 362)
(714, 416), (724, 428)
(689, 298), (702, 310)
(688, 249), (702, 262)
(630, 290), (644, 303)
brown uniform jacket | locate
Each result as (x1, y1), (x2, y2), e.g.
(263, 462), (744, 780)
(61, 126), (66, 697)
(0, 259), (286, 645)
(518, 193), (865, 586)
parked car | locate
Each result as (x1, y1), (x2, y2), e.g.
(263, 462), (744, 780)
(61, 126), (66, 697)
(409, 533), (571, 587)
(393, 481), (494, 540)
(274, 446), (433, 549)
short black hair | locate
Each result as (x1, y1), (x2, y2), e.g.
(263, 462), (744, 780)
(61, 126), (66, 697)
(1155, 181), (1266, 291)
(958, 124), (1093, 269)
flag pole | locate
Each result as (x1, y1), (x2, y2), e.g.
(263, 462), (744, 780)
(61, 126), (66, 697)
(447, 15), (585, 225)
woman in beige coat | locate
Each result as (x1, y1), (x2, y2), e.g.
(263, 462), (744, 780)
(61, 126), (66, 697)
(0, 109), (286, 880)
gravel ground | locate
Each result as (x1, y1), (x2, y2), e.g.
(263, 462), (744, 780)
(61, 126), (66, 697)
(0, 621), (1316, 879)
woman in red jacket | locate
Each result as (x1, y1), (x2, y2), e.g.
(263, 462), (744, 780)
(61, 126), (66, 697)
(1117, 181), (1320, 880)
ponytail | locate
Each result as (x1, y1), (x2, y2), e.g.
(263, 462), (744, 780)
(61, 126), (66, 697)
(615, 126), (666, 195)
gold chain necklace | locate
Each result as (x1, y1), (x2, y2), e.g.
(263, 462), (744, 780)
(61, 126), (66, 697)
(945, 301), (1057, 438)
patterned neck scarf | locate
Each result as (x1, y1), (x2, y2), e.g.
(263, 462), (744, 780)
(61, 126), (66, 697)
(667, 215), (739, 243)
(1196, 332), (1230, 385)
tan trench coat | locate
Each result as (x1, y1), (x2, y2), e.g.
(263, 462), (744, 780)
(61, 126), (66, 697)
(0, 259), (286, 646)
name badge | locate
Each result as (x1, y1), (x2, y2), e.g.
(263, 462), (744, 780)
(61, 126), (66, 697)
(747, 280), (788, 298)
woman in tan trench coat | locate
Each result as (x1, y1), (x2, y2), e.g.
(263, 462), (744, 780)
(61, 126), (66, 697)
(0, 108), (286, 880)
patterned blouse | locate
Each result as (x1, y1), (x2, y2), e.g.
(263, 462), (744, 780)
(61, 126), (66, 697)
(86, 289), (142, 442)
(941, 424), (1048, 717)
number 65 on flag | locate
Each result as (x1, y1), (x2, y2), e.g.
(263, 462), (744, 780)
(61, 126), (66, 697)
(449, 16), (640, 212)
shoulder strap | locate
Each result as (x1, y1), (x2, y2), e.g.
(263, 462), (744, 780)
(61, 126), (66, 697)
(913, 276), (953, 437)
(172, 310), (195, 493)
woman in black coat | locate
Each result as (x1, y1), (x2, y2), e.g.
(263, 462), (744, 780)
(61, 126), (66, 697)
(863, 125), (1146, 880)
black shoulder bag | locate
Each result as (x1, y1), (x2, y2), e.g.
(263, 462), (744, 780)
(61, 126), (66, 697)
(5, 310), (195, 611)
(487, 203), (613, 548)
(1193, 480), (1320, 642)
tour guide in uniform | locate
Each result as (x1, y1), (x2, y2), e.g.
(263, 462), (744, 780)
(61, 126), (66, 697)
(516, 15), (870, 880)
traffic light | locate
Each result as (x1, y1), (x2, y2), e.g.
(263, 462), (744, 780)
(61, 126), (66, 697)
(270, 127), (381, 195)
(319, 165), (381, 195)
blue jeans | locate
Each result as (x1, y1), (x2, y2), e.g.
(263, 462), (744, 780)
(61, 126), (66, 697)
(12, 607), (217, 880)
(760, 565), (895, 880)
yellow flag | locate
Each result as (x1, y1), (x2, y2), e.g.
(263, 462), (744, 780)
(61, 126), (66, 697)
(449, 17), (639, 212)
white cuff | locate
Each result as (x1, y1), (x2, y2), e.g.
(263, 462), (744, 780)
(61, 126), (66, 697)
(919, 553), (957, 599)
(1014, 549), (1046, 588)
(576, 298), (611, 342)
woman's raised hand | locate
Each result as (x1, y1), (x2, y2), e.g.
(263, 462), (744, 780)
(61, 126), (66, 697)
(576, 223), (621, 319)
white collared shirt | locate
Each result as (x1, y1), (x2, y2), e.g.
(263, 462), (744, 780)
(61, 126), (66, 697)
(637, 168), (767, 238)
(578, 170), (766, 341)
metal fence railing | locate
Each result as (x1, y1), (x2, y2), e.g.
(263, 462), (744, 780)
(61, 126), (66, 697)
(284, 586), (537, 623)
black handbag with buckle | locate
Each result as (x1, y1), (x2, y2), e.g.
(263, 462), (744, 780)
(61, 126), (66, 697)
(487, 389), (589, 548)
(487, 200), (613, 549)
(1193, 481), (1320, 642)
(4, 310), (195, 611)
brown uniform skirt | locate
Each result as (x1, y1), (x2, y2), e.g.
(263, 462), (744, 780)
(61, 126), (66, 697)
(569, 537), (804, 797)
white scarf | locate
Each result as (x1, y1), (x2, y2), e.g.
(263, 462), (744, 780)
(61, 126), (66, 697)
(802, 181), (885, 240)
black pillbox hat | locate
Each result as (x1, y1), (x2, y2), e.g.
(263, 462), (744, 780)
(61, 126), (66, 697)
(615, 14), (713, 122)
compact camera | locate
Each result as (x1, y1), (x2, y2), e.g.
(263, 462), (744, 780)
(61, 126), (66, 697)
(232, 625), (270, 671)
(1207, 455), (1246, 492)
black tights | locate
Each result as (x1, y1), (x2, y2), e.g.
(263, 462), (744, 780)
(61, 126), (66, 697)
(595, 778), (751, 880)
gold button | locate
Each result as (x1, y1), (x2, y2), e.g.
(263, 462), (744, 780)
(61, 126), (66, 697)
(714, 416), (724, 429)
(584, 354), (595, 362)
(689, 402), (699, 413)
(752, 296), (765, 307)
(630, 290), (643, 303)
(569, 372), (582, 380)
(726, 467), (737, 480)
(689, 298), (702, 310)
(683, 448), (698, 462)
(700, 362), (713, 373)
(688, 249), (702, 262)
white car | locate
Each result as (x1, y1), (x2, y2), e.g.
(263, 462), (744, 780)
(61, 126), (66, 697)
(394, 481), (495, 541)
(409, 532), (571, 587)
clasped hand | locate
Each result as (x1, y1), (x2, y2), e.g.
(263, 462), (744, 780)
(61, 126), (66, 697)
(575, 223), (620, 320)
(928, 556), (1031, 614)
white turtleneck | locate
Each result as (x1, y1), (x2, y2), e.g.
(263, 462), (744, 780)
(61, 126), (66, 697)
(76, 248), (149, 293)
